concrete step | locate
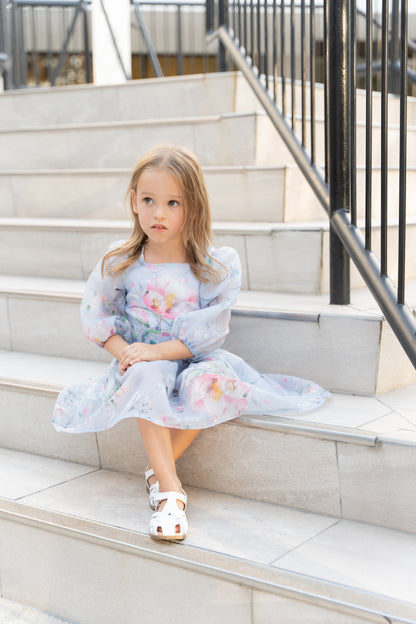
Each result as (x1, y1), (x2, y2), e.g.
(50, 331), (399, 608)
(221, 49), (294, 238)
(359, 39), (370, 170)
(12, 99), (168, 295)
(1, 371), (416, 534)
(2, 108), (416, 171)
(2, 165), (415, 224)
(1, 216), (416, 296)
(0, 596), (74, 624)
(0, 166), (288, 223)
(269, 79), (416, 126)
(0, 112), (278, 170)
(0, 448), (415, 624)
(1, 275), (415, 394)
(2, 70), (415, 132)
(0, 73), (244, 129)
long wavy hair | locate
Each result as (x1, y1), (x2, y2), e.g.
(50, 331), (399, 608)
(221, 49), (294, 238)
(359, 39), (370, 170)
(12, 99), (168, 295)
(102, 144), (225, 283)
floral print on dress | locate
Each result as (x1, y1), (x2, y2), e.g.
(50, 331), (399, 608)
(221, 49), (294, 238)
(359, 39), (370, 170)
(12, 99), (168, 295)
(52, 245), (330, 434)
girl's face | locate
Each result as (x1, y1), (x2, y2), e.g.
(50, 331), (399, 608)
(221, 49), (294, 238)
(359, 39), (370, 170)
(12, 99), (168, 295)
(131, 167), (186, 256)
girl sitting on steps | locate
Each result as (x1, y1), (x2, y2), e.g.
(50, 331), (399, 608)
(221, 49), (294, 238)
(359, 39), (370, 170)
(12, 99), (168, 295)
(52, 144), (330, 541)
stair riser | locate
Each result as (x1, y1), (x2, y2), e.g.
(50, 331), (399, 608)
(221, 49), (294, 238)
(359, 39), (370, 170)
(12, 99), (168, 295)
(0, 225), (327, 293)
(0, 168), (285, 223)
(1, 383), (416, 535)
(1, 115), (259, 170)
(264, 80), (416, 127)
(257, 114), (416, 167)
(2, 292), (416, 394)
(3, 114), (416, 173)
(2, 166), (416, 226)
(0, 511), (386, 624)
(0, 74), (238, 129)
(283, 166), (416, 223)
(2, 73), (414, 131)
(2, 224), (416, 295)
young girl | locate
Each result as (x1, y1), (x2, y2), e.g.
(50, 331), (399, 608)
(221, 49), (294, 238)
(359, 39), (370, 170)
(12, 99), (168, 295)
(53, 144), (330, 541)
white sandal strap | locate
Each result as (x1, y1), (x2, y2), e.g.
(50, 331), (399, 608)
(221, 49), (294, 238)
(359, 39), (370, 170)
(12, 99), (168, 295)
(154, 490), (187, 510)
(144, 466), (155, 486)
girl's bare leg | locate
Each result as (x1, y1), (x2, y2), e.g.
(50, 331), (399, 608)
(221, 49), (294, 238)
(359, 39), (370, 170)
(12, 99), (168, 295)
(137, 419), (182, 494)
(170, 428), (201, 461)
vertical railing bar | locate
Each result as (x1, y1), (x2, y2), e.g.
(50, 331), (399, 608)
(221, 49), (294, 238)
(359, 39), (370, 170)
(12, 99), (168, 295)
(177, 5), (183, 74)
(46, 5), (52, 84)
(165, 7), (172, 76)
(239, 0), (243, 44)
(301, 0), (306, 147)
(243, 0), (247, 52)
(83, 1), (91, 83)
(264, 0), (269, 91)
(328, 0), (351, 305)
(249, 0), (254, 62)
(31, 5), (39, 85)
(232, 0), (235, 37)
(350, 0), (357, 226)
(389, 0), (400, 94)
(323, 0), (329, 183)
(398, 0), (408, 305)
(11, 2), (18, 87)
(280, 0), (285, 116)
(19, 5), (27, 87)
(256, 0), (261, 74)
(272, 0), (277, 103)
(290, 0), (295, 130)
(310, 0), (316, 164)
(380, 0), (388, 276)
(219, 0), (227, 70)
(365, 0), (373, 251)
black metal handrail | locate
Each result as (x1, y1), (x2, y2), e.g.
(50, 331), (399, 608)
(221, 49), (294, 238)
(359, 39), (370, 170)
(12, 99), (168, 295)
(207, 0), (416, 368)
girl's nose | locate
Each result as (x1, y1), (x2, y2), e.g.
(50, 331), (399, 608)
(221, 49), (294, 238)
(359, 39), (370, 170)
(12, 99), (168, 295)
(154, 204), (165, 219)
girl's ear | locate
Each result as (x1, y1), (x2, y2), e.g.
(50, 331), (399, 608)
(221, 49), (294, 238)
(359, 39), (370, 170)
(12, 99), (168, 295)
(131, 189), (138, 214)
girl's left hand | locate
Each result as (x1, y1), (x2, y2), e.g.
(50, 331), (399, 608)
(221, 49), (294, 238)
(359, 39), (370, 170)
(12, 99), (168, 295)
(118, 342), (160, 374)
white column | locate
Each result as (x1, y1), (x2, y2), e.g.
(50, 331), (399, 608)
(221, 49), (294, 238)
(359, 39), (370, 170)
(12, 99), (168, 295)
(92, 0), (132, 85)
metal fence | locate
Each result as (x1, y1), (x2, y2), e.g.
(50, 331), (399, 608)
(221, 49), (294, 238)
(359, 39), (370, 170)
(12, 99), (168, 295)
(207, 0), (416, 367)
(0, 0), (218, 88)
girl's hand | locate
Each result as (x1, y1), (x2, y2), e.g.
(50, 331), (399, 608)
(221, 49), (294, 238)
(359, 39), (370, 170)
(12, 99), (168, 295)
(118, 342), (160, 374)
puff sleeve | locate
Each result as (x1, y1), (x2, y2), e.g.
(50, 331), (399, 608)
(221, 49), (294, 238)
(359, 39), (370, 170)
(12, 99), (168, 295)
(80, 242), (132, 348)
(171, 247), (241, 360)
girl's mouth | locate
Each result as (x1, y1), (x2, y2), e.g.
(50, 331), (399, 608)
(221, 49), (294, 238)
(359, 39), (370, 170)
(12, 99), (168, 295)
(152, 224), (167, 230)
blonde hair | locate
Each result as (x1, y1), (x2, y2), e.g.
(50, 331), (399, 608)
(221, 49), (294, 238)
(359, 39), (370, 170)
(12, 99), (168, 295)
(102, 144), (225, 283)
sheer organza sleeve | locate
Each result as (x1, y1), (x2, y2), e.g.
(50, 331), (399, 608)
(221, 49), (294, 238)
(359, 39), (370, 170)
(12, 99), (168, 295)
(171, 247), (241, 360)
(80, 242), (132, 348)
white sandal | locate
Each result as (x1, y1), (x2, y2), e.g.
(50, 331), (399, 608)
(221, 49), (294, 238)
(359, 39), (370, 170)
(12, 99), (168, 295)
(145, 466), (159, 510)
(149, 490), (188, 541)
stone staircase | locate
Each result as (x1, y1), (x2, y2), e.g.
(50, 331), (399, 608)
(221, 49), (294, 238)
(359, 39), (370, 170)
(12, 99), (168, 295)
(1, 72), (416, 623)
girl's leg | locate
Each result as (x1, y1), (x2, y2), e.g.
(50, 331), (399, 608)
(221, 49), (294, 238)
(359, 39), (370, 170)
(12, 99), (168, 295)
(137, 419), (182, 494)
(170, 428), (201, 461)
(145, 427), (200, 489)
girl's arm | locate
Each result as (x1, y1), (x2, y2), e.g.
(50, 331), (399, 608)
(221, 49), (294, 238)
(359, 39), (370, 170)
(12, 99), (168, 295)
(104, 335), (193, 374)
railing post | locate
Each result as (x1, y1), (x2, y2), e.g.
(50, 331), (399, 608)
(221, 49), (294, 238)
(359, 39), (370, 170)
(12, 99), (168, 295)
(328, 0), (351, 304)
(218, 0), (228, 71)
(389, 0), (400, 94)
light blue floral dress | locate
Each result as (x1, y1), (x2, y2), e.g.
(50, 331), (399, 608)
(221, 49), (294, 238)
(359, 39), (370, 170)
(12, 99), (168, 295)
(52, 244), (330, 433)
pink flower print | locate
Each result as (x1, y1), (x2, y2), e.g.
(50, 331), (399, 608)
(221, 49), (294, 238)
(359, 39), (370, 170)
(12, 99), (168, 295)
(143, 275), (198, 319)
(191, 374), (249, 421)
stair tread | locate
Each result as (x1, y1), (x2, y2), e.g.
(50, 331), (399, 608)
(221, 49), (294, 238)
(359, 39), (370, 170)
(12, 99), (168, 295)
(0, 595), (74, 624)
(2, 273), (416, 317)
(0, 446), (415, 621)
(1, 349), (416, 446)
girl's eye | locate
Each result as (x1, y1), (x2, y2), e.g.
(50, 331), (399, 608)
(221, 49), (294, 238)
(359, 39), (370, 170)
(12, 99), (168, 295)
(143, 197), (153, 205)
(168, 200), (179, 207)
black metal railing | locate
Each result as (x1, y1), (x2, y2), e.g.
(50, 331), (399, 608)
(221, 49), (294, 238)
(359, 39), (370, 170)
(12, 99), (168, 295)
(0, 0), (91, 89)
(207, 0), (416, 368)
(0, 0), (217, 87)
